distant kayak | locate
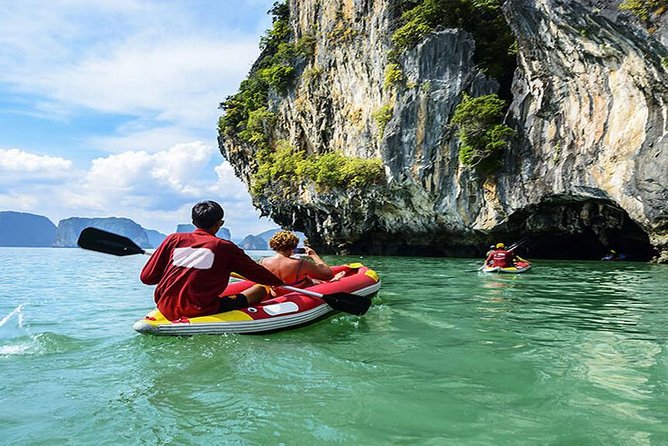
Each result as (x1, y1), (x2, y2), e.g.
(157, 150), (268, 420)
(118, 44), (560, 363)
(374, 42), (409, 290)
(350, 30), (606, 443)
(133, 263), (381, 335)
(482, 260), (532, 274)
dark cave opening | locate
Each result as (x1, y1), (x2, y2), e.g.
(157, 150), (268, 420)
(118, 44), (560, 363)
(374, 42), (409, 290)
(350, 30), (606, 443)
(495, 198), (657, 262)
(513, 229), (655, 261)
(302, 197), (657, 262)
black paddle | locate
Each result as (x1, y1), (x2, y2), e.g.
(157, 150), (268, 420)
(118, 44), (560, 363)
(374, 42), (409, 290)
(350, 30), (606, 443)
(77, 227), (147, 256)
(77, 226), (373, 316)
(280, 285), (372, 316)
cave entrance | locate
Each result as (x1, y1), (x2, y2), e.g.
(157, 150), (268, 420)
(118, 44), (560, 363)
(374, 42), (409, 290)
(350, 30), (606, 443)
(497, 198), (656, 261)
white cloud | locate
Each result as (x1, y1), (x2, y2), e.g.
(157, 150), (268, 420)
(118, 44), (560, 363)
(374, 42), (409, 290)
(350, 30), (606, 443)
(0, 191), (40, 211)
(0, 1), (280, 239)
(85, 125), (204, 154)
(80, 141), (216, 199)
(30, 39), (258, 128)
(0, 1), (266, 133)
(81, 142), (216, 207)
(151, 143), (213, 193)
(0, 149), (72, 173)
(0, 144), (277, 238)
(210, 162), (253, 200)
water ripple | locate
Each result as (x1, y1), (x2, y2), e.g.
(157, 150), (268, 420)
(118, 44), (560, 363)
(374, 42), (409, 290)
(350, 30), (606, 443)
(1, 250), (667, 445)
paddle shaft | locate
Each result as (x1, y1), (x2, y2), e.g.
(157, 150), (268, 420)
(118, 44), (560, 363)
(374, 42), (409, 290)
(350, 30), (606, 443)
(280, 285), (371, 315)
(234, 273), (360, 301)
(280, 284), (331, 299)
(79, 230), (325, 294)
(507, 239), (528, 252)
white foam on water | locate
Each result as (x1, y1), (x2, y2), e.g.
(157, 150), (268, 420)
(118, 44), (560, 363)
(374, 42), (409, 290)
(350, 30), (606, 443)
(0, 304), (26, 338)
(0, 343), (33, 356)
(0, 304), (38, 357)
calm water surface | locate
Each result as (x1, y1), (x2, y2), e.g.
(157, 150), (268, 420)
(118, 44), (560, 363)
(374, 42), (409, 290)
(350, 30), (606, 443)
(1, 248), (667, 445)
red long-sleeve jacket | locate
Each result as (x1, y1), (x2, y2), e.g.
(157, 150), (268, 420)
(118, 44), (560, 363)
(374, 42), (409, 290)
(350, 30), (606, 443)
(485, 249), (516, 268)
(140, 229), (283, 320)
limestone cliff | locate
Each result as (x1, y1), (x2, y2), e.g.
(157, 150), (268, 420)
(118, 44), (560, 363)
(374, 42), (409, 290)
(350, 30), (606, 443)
(219, 0), (668, 261)
(502, 0), (668, 261)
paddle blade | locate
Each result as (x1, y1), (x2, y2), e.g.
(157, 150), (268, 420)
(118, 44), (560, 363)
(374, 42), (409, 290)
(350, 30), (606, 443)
(77, 227), (146, 256)
(320, 292), (372, 316)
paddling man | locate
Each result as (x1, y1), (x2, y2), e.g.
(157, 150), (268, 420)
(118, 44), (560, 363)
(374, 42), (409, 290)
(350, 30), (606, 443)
(140, 200), (283, 321)
(484, 242), (517, 268)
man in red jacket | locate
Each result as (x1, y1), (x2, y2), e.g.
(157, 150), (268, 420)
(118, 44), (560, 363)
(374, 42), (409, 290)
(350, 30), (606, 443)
(484, 242), (517, 268)
(140, 200), (283, 321)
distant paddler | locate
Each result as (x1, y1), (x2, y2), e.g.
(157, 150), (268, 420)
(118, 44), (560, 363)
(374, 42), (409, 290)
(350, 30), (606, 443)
(484, 242), (518, 268)
(483, 239), (530, 269)
(601, 249), (626, 261)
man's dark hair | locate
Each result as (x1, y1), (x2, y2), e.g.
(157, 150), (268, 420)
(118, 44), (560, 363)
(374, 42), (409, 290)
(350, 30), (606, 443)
(192, 200), (224, 229)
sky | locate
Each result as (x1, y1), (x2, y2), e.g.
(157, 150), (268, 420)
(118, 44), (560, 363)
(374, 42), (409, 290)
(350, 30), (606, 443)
(0, 0), (279, 239)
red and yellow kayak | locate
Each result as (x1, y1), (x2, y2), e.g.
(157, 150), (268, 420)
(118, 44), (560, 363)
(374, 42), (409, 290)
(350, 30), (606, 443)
(482, 260), (532, 274)
(133, 263), (380, 335)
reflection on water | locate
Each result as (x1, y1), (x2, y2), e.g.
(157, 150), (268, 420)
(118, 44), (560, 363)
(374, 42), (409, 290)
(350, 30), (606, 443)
(473, 263), (659, 338)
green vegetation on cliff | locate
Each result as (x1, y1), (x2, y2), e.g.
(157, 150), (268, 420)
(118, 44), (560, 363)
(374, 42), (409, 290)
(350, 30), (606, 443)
(373, 103), (395, 137)
(384, 63), (405, 89)
(451, 93), (515, 175)
(392, 0), (470, 51)
(218, 2), (313, 148)
(619, 0), (668, 22)
(220, 2), (385, 197)
(252, 142), (385, 195)
(390, 0), (516, 97)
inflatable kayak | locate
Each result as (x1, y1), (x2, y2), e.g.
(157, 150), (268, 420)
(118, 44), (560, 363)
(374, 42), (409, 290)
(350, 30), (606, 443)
(133, 263), (380, 335)
(482, 260), (532, 274)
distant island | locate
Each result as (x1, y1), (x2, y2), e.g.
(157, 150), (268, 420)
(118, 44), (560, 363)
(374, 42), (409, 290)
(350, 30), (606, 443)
(176, 223), (231, 241)
(0, 211), (57, 247)
(145, 229), (167, 248)
(53, 217), (154, 248)
(239, 229), (306, 250)
(0, 210), (279, 249)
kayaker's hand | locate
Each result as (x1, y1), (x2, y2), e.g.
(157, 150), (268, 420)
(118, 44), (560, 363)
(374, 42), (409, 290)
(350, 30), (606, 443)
(329, 271), (346, 282)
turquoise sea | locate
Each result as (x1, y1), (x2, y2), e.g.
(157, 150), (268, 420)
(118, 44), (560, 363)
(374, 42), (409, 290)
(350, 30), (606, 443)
(1, 247), (667, 445)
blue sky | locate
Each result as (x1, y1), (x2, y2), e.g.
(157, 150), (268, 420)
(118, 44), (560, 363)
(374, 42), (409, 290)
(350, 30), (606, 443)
(0, 0), (278, 238)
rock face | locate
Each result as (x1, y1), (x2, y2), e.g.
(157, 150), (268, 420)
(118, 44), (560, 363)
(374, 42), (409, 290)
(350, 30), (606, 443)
(0, 211), (57, 247)
(240, 235), (269, 250)
(219, 227), (232, 241)
(54, 217), (151, 248)
(175, 224), (196, 233)
(145, 229), (167, 248)
(502, 0), (668, 261)
(219, 0), (668, 261)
